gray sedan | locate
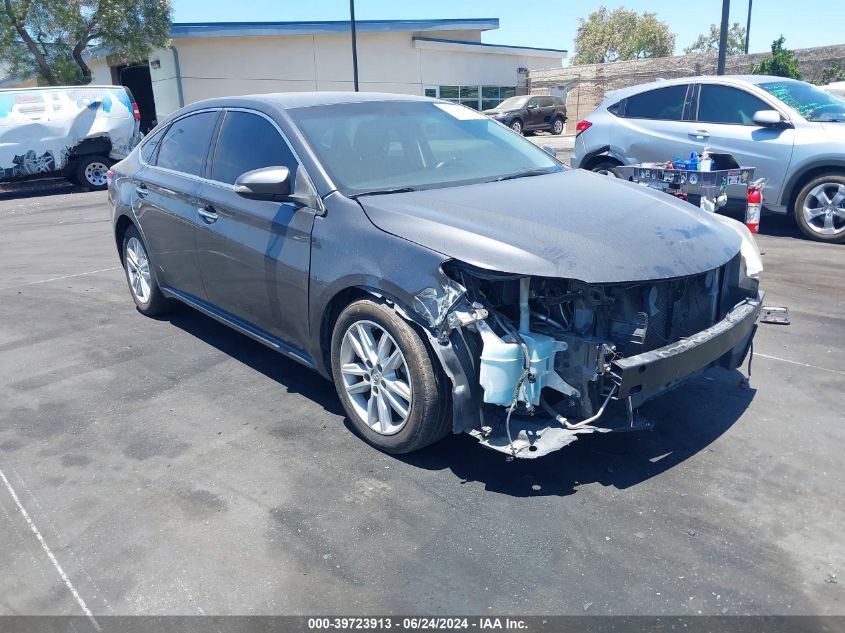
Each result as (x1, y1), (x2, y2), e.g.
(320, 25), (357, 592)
(108, 92), (762, 458)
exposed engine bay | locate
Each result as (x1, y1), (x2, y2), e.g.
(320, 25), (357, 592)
(416, 253), (762, 459)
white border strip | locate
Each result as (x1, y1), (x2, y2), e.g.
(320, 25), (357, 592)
(0, 468), (100, 630)
(0, 267), (119, 292)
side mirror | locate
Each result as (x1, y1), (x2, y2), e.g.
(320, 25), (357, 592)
(753, 110), (789, 127)
(234, 166), (292, 201)
(542, 145), (556, 157)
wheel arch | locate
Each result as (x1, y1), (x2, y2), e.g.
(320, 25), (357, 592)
(114, 213), (135, 260)
(318, 285), (427, 378)
(580, 145), (625, 171)
(782, 161), (845, 211)
(68, 136), (113, 161)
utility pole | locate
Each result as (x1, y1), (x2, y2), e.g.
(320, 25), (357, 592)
(350, 0), (359, 91)
(745, 0), (752, 54)
(717, 0), (730, 74)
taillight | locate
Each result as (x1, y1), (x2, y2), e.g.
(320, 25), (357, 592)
(131, 102), (141, 120)
(106, 169), (114, 186)
(575, 120), (592, 136)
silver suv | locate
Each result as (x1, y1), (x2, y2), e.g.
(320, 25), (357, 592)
(571, 75), (845, 243)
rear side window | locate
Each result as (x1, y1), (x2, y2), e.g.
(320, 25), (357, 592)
(140, 125), (168, 164)
(538, 96), (554, 107)
(624, 85), (689, 121)
(155, 111), (217, 177)
(698, 84), (770, 125)
(210, 111), (298, 185)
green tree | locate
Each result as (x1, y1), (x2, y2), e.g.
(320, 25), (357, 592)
(0, 0), (172, 85)
(750, 36), (801, 79)
(572, 6), (676, 65)
(684, 22), (747, 55)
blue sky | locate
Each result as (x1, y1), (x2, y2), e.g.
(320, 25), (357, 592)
(172, 0), (840, 62)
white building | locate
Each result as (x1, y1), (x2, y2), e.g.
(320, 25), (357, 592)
(80, 18), (565, 128)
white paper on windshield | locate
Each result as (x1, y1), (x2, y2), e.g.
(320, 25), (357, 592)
(434, 103), (488, 120)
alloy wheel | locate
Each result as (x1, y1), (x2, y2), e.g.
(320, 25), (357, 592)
(339, 320), (412, 435)
(84, 161), (109, 187)
(511, 120), (522, 134)
(802, 182), (845, 237)
(553, 119), (563, 134)
(125, 236), (152, 304)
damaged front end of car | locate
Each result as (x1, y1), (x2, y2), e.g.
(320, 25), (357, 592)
(411, 248), (763, 459)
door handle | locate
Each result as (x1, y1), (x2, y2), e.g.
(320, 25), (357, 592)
(690, 129), (710, 138)
(197, 205), (218, 223)
(135, 185), (148, 198)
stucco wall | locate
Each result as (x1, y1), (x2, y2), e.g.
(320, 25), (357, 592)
(85, 28), (562, 120)
(529, 44), (845, 134)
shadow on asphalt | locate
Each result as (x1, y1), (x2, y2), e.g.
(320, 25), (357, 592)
(159, 302), (755, 498)
(0, 178), (89, 201)
(399, 369), (754, 497)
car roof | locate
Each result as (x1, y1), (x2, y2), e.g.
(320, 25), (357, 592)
(602, 74), (799, 103)
(0, 85), (127, 92)
(182, 91), (434, 112)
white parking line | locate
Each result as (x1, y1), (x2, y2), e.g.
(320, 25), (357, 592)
(0, 468), (100, 630)
(0, 267), (119, 292)
(755, 352), (845, 377)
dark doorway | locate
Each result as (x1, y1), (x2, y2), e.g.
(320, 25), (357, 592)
(113, 63), (157, 134)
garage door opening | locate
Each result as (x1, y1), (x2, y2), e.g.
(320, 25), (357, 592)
(112, 63), (157, 134)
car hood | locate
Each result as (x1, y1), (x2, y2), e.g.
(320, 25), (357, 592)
(820, 121), (845, 140)
(357, 170), (743, 283)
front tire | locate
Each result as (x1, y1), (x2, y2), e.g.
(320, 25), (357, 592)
(122, 225), (170, 316)
(74, 155), (111, 190)
(510, 119), (523, 135)
(331, 299), (450, 454)
(793, 173), (845, 243)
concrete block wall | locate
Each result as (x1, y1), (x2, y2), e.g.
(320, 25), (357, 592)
(530, 44), (845, 134)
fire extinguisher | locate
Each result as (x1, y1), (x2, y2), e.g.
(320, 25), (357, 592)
(745, 179), (766, 234)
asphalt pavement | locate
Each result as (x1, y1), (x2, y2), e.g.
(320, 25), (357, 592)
(0, 182), (842, 616)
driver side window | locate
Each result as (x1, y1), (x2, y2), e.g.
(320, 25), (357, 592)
(210, 111), (299, 185)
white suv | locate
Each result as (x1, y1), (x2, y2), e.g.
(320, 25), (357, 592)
(571, 75), (845, 243)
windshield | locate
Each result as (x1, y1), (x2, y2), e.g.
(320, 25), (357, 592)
(758, 80), (845, 122)
(290, 100), (562, 196)
(494, 96), (530, 110)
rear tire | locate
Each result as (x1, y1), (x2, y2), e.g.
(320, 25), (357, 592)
(793, 173), (845, 243)
(122, 225), (171, 316)
(74, 155), (110, 190)
(590, 160), (621, 177)
(550, 116), (565, 135)
(331, 299), (451, 454)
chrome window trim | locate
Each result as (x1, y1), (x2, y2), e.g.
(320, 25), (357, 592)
(139, 106), (323, 212)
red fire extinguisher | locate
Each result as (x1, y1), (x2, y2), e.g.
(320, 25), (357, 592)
(745, 181), (764, 234)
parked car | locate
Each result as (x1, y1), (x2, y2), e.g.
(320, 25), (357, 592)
(820, 81), (845, 100)
(0, 85), (140, 190)
(109, 92), (762, 458)
(483, 94), (567, 135)
(571, 75), (845, 243)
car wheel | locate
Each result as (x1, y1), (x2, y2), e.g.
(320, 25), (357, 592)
(794, 173), (845, 243)
(75, 155), (111, 190)
(122, 225), (170, 316)
(510, 119), (523, 135)
(331, 299), (451, 454)
(590, 160), (621, 177)
(551, 117), (565, 135)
